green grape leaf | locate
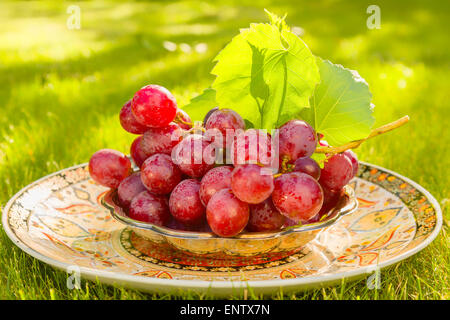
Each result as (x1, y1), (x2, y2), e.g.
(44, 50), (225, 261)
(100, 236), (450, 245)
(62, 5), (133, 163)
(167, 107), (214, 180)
(301, 58), (375, 146)
(182, 88), (217, 122)
(211, 20), (320, 130)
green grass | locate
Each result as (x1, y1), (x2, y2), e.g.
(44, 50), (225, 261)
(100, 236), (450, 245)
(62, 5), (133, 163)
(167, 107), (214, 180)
(0, 0), (449, 300)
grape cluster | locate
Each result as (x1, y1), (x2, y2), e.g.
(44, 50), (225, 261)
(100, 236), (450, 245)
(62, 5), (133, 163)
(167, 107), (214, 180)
(89, 84), (359, 237)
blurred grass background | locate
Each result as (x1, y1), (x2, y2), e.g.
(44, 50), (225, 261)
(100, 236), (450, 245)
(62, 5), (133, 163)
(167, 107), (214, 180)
(0, 0), (448, 300)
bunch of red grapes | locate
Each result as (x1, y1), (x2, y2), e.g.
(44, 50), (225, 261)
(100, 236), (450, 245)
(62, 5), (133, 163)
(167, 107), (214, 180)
(89, 84), (359, 237)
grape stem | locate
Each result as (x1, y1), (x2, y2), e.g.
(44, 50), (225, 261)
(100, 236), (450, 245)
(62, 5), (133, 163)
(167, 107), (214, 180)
(174, 113), (194, 127)
(315, 116), (410, 154)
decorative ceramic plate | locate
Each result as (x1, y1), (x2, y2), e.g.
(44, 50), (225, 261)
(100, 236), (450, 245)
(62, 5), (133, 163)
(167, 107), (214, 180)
(2, 162), (442, 296)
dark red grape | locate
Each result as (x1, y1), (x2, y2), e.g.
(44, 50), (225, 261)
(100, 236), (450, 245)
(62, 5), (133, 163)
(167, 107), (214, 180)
(174, 108), (192, 130)
(199, 166), (233, 206)
(141, 122), (183, 156)
(293, 157), (321, 180)
(248, 198), (285, 232)
(278, 120), (317, 161)
(319, 186), (344, 216)
(205, 108), (245, 148)
(89, 149), (131, 188)
(141, 153), (182, 194)
(203, 107), (219, 125)
(206, 189), (249, 237)
(119, 99), (149, 134)
(171, 134), (215, 178)
(318, 153), (353, 191)
(231, 129), (273, 167)
(169, 179), (205, 225)
(129, 191), (170, 226)
(130, 136), (148, 168)
(117, 172), (147, 208)
(272, 172), (324, 222)
(231, 164), (274, 204)
(343, 150), (359, 177)
(131, 85), (177, 128)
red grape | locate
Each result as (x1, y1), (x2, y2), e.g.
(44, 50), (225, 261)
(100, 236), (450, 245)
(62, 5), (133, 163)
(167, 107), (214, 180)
(199, 166), (233, 206)
(129, 191), (170, 226)
(248, 198), (285, 232)
(318, 153), (353, 191)
(203, 107), (219, 124)
(278, 120), (317, 161)
(169, 179), (205, 225)
(205, 108), (245, 148)
(343, 150), (359, 177)
(174, 108), (192, 130)
(130, 136), (148, 168)
(119, 99), (149, 134)
(89, 149), (131, 188)
(319, 186), (344, 215)
(141, 122), (183, 156)
(131, 85), (177, 128)
(231, 164), (274, 204)
(117, 172), (147, 208)
(272, 172), (324, 222)
(206, 189), (249, 237)
(231, 129), (273, 167)
(171, 134), (215, 178)
(141, 153), (182, 194)
(293, 157), (321, 180)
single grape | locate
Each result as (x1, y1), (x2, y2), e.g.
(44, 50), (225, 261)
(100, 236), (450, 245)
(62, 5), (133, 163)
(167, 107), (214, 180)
(119, 99), (149, 134)
(205, 108), (245, 148)
(230, 129), (273, 167)
(141, 122), (183, 156)
(248, 198), (285, 232)
(343, 150), (359, 177)
(130, 136), (148, 168)
(141, 153), (182, 194)
(174, 108), (192, 130)
(318, 153), (353, 191)
(278, 120), (317, 161)
(319, 186), (344, 216)
(131, 84), (177, 128)
(206, 189), (249, 237)
(199, 166), (233, 206)
(231, 164), (274, 204)
(293, 157), (321, 180)
(169, 179), (205, 225)
(272, 172), (324, 222)
(89, 149), (131, 188)
(203, 107), (219, 125)
(171, 134), (215, 178)
(117, 172), (147, 208)
(129, 191), (170, 226)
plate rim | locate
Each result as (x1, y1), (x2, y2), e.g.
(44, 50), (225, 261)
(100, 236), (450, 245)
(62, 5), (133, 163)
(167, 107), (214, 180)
(1, 161), (443, 293)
